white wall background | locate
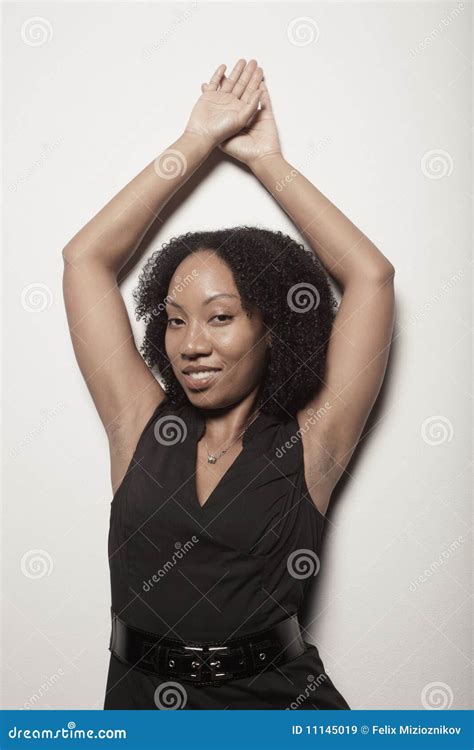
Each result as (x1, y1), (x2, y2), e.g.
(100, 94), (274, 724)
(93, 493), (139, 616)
(2, 1), (471, 710)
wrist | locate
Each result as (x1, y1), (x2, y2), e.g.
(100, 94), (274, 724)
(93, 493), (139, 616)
(248, 151), (286, 175)
(180, 128), (218, 153)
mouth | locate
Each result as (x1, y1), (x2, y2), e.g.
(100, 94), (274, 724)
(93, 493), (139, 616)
(181, 368), (222, 390)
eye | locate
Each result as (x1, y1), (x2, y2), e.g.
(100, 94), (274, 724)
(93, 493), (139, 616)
(166, 318), (184, 328)
(210, 314), (234, 324)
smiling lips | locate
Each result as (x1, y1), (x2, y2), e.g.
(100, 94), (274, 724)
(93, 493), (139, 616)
(181, 368), (221, 389)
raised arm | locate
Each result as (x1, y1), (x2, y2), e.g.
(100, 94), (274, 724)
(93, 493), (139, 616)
(62, 60), (263, 492)
(252, 149), (395, 512)
(219, 71), (395, 514)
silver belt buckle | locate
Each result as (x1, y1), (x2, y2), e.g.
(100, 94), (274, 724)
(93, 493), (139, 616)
(184, 643), (230, 682)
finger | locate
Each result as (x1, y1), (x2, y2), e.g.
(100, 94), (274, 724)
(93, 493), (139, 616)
(219, 58), (246, 93)
(240, 88), (261, 121)
(206, 63), (227, 91)
(216, 75), (228, 91)
(259, 80), (273, 113)
(232, 59), (258, 99)
(240, 65), (263, 104)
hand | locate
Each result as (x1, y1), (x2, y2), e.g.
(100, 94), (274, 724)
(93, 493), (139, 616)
(209, 61), (282, 167)
(184, 60), (262, 148)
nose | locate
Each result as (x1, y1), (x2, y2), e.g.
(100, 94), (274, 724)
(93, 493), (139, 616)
(180, 319), (212, 358)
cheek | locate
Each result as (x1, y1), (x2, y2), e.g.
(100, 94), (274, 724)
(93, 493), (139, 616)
(164, 330), (179, 362)
(216, 325), (266, 371)
(214, 325), (254, 359)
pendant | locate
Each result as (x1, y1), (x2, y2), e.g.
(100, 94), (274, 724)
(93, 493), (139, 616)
(207, 455), (217, 464)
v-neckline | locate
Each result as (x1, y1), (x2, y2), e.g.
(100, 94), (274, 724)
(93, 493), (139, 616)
(189, 406), (264, 512)
(192, 441), (246, 511)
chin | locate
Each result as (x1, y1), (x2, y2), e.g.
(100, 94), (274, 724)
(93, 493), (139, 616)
(187, 392), (224, 409)
(186, 389), (238, 412)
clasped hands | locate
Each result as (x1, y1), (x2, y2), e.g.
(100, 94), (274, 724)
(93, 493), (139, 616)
(183, 58), (282, 169)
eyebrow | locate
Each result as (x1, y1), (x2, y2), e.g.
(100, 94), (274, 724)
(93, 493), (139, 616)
(165, 293), (239, 311)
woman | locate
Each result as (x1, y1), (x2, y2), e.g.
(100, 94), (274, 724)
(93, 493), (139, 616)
(62, 59), (395, 710)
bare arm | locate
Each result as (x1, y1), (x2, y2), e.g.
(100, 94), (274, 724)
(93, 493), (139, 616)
(62, 130), (214, 434)
(62, 60), (263, 493)
(250, 152), (395, 513)
(218, 75), (395, 514)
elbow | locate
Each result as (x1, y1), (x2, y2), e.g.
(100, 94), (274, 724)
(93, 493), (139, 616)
(347, 261), (395, 290)
(61, 240), (119, 273)
(380, 261), (395, 280)
(61, 236), (92, 266)
(61, 243), (76, 267)
(364, 242), (396, 282)
(369, 259), (395, 283)
(61, 242), (93, 269)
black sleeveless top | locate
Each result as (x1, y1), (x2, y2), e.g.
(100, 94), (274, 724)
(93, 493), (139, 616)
(104, 397), (350, 710)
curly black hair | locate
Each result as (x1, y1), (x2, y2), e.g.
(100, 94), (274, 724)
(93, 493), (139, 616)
(133, 226), (338, 420)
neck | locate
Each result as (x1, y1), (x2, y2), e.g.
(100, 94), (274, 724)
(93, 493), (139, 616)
(198, 389), (261, 447)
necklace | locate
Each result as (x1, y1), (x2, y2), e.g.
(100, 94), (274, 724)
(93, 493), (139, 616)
(203, 410), (261, 463)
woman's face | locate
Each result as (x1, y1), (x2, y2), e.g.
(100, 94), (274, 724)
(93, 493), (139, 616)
(164, 250), (270, 409)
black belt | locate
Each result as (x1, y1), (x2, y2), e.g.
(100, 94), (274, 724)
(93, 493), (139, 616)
(109, 609), (305, 687)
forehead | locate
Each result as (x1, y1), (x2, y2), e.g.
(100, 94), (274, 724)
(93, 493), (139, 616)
(168, 251), (239, 304)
